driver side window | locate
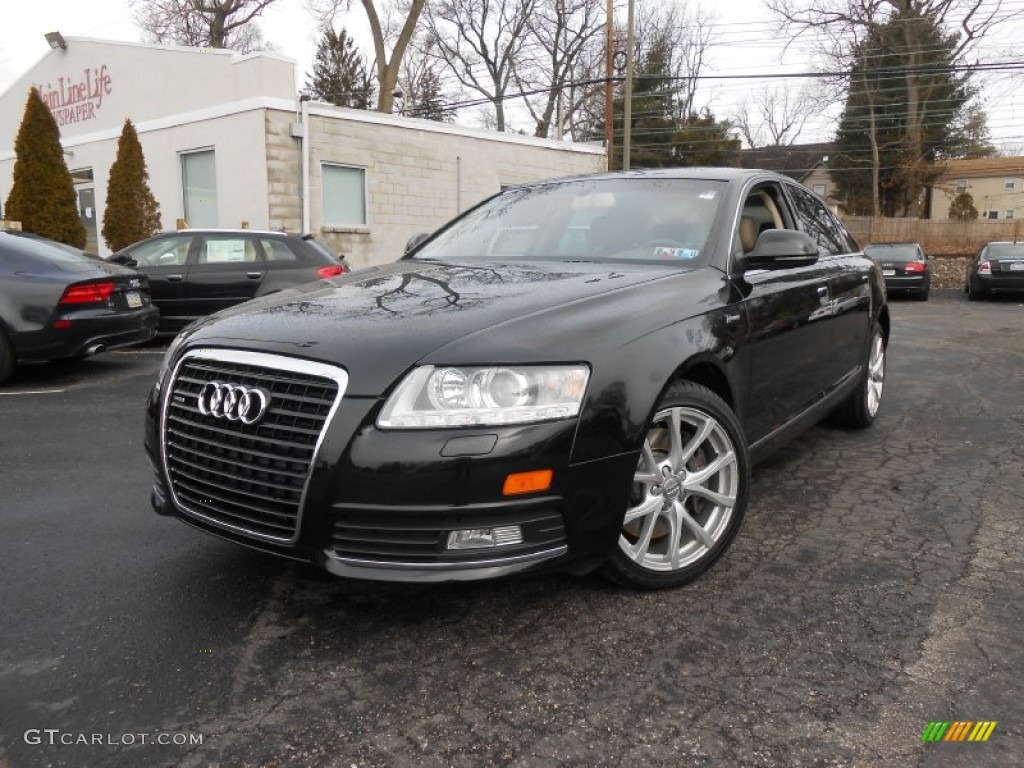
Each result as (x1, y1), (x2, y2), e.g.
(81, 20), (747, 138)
(737, 185), (789, 255)
(129, 235), (193, 267)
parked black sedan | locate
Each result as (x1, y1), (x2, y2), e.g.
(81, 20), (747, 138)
(863, 242), (931, 300)
(0, 230), (158, 385)
(145, 169), (888, 590)
(966, 241), (1024, 300)
(110, 230), (348, 333)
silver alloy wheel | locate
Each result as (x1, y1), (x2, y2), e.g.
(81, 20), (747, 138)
(866, 332), (885, 417)
(619, 406), (739, 572)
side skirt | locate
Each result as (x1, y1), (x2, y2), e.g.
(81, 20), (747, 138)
(749, 367), (861, 465)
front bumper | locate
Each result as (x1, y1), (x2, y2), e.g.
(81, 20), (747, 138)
(145, 360), (635, 582)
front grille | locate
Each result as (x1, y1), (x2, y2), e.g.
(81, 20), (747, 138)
(162, 350), (346, 541)
(330, 506), (567, 564)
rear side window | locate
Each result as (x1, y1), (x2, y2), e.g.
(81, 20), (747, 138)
(787, 184), (857, 256)
(260, 238), (303, 263)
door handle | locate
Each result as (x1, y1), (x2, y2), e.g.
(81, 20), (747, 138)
(167, 274), (183, 282)
(246, 271), (264, 279)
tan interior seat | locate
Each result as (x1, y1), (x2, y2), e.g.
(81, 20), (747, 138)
(739, 215), (758, 253)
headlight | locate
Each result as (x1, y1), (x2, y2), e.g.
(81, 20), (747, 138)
(377, 365), (590, 428)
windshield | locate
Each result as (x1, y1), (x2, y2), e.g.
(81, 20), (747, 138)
(864, 244), (922, 262)
(412, 177), (726, 265)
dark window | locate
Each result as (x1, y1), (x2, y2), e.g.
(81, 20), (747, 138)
(260, 238), (303, 263)
(129, 234), (193, 267)
(786, 183), (856, 256)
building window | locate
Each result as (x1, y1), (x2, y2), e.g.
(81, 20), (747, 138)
(1006, 210), (1015, 220)
(322, 164), (367, 227)
(986, 210), (999, 220)
(181, 149), (217, 228)
(954, 179), (968, 194)
(813, 184), (826, 196)
(1005, 177), (1017, 190)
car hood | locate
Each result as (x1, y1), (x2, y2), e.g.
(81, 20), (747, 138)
(179, 259), (709, 395)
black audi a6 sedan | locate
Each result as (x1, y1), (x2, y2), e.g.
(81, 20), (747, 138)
(110, 229), (348, 334)
(0, 230), (159, 385)
(864, 242), (931, 300)
(966, 241), (1024, 300)
(145, 169), (889, 589)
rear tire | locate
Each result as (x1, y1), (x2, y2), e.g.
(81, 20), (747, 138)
(0, 326), (15, 386)
(833, 326), (885, 429)
(602, 382), (750, 590)
(967, 283), (985, 301)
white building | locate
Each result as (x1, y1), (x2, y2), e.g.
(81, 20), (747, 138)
(0, 37), (606, 266)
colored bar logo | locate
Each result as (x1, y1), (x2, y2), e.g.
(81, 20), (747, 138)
(921, 721), (997, 742)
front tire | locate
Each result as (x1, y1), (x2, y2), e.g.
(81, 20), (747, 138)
(833, 326), (885, 428)
(603, 382), (750, 590)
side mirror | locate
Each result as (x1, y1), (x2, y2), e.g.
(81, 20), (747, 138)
(737, 230), (819, 272)
(404, 232), (430, 254)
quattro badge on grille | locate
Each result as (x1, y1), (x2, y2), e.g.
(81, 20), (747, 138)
(197, 382), (271, 425)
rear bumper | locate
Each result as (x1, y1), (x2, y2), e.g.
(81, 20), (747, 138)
(14, 306), (160, 362)
(883, 275), (929, 293)
(974, 274), (1024, 293)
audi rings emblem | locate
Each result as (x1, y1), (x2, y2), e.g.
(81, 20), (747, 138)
(197, 382), (271, 425)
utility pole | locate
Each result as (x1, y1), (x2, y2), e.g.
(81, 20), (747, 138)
(604, 0), (614, 170)
(622, 0), (635, 170)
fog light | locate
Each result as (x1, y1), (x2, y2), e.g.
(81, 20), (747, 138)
(446, 525), (523, 550)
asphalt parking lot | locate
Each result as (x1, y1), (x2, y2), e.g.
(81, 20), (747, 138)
(1, 291), (1022, 768)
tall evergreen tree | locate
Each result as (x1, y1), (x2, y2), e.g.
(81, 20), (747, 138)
(828, 11), (971, 216)
(305, 27), (374, 109)
(4, 88), (86, 248)
(102, 119), (162, 252)
(671, 110), (741, 167)
(403, 66), (457, 122)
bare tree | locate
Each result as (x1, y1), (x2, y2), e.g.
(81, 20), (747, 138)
(766, 0), (1022, 215)
(424, 0), (537, 132)
(306, 0), (427, 114)
(565, 1), (716, 143)
(399, 35), (460, 121)
(131, 0), (279, 52)
(734, 86), (823, 148)
(513, 0), (604, 138)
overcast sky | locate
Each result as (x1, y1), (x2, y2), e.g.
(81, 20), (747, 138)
(1, 0), (1021, 152)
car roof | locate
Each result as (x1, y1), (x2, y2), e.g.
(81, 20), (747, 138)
(520, 166), (787, 188)
(153, 229), (309, 237)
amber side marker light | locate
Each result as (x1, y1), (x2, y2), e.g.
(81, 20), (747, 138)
(503, 469), (553, 496)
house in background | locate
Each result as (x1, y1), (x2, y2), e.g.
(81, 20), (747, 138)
(927, 156), (1024, 221)
(738, 143), (842, 211)
(0, 37), (605, 266)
